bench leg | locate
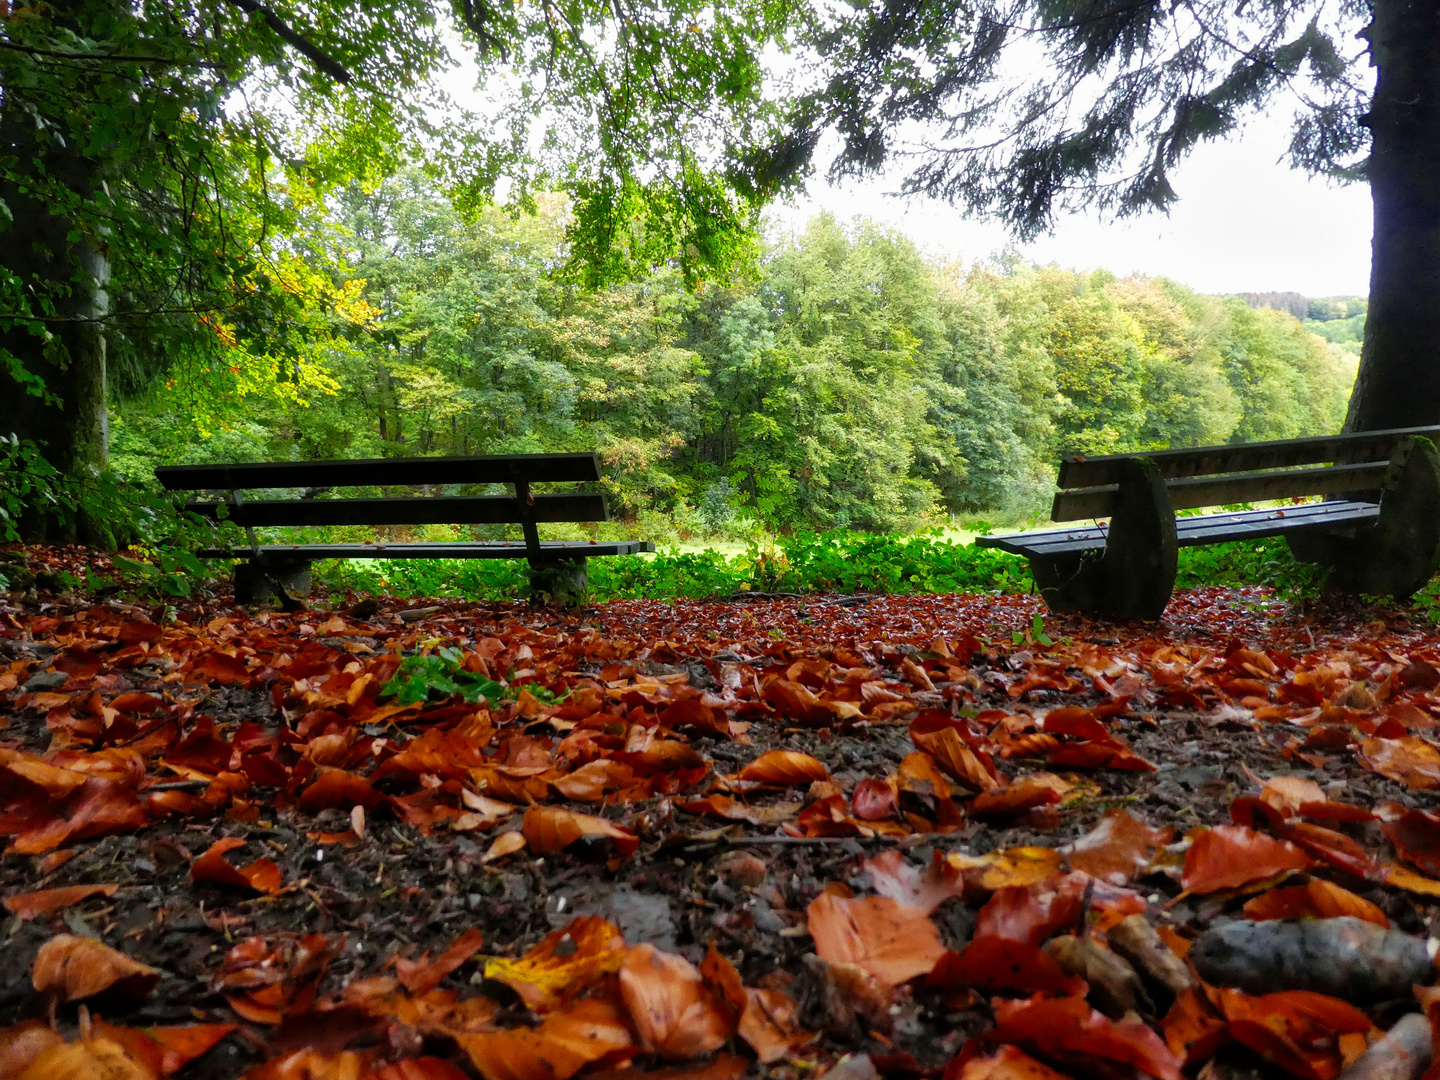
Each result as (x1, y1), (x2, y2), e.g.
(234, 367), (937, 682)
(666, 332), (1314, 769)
(1033, 458), (1177, 620)
(234, 558), (312, 610)
(528, 557), (588, 608)
(1290, 435), (1440, 598)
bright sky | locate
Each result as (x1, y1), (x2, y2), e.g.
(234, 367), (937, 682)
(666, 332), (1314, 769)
(772, 110), (1375, 298)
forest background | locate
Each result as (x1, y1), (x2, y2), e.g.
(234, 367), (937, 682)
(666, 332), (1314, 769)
(104, 173), (1361, 557)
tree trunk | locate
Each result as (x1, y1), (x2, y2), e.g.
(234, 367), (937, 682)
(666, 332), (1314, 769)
(0, 102), (112, 541)
(1344, 0), (1440, 433)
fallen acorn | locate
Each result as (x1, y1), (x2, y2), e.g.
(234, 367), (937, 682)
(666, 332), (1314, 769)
(1191, 917), (1436, 1004)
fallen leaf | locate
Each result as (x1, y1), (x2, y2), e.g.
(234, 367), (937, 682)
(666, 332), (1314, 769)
(521, 806), (639, 858)
(931, 936), (1086, 998)
(482, 832), (527, 863)
(952, 1045), (1075, 1080)
(396, 928), (485, 995)
(3, 883), (118, 920)
(990, 993), (1183, 1080)
(737, 750), (831, 785)
(32, 934), (161, 1002)
(947, 847), (1064, 891)
(17, 1036), (156, 1080)
(191, 837), (283, 895)
(1358, 736), (1440, 789)
(1242, 880), (1389, 927)
(807, 892), (946, 987)
(1182, 825), (1314, 894)
(460, 997), (633, 1080)
(1062, 808), (1172, 885)
(618, 944), (732, 1059)
(863, 850), (966, 913)
(482, 917), (628, 1008)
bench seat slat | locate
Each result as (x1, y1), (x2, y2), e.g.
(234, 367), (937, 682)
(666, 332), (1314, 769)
(197, 541), (655, 560)
(1053, 462), (1391, 522)
(977, 501), (1380, 557)
(157, 452), (602, 490)
(1056, 426), (1440, 489)
(186, 494), (609, 527)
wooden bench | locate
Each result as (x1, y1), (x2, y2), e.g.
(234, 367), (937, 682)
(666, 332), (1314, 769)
(976, 427), (1440, 619)
(155, 452), (654, 606)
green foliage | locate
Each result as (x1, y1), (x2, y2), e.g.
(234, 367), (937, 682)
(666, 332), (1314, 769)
(1174, 537), (1328, 600)
(316, 531), (1034, 601)
(380, 646), (561, 706)
(111, 549), (209, 599)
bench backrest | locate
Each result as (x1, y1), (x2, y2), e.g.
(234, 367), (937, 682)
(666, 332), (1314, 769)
(155, 453), (610, 528)
(1052, 426), (1440, 522)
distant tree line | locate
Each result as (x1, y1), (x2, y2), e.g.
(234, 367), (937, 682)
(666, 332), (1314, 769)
(110, 179), (1358, 533)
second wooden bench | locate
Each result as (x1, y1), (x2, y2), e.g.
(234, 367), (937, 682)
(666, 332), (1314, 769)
(977, 427), (1440, 618)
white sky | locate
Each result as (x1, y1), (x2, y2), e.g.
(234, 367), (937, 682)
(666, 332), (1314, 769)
(771, 110), (1374, 298)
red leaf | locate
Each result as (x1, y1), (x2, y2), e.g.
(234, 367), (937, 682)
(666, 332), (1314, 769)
(395, 927), (484, 995)
(191, 837), (283, 895)
(990, 994), (1182, 1080)
(1182, 826), (1314, 894)
(931, 936), (1086, 998)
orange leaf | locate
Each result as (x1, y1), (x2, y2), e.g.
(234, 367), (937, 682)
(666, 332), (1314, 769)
(807, 892), (946, 987)
(1182, 826), (1314, 894)
(1381, 807), (1440, 877)
(975, 874), (1085, 945)
(1260, 776), (1328, 816)
(912, 726), (998, 792)
(17, 1036), (156, 1080)
(1062, 809), (1172, 886)
(32, 934), (161, 1002)
(482, 832), (527, 863)
(396, 928), (485, 995)
(3, 883), (118, 920)
(1358, 736), (1440, 789)
(618, 944), (733, 1060)
(1160, 987), (1228, 1066)
(739, 988), (807, 1065)
(459, 998), (633, 1080)
(521, 806), (639, 859)
(1242, 880), (1389, 927)
(736, 750), (830, 786)
(191, 838), (283, 895)
(374, 1059), (473, 1080)
(0, 1020), (64, 1077)
(142, 1023), (237, 1074)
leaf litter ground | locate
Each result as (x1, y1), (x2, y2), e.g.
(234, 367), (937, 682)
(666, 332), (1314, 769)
(6, 552), (1440, 1078)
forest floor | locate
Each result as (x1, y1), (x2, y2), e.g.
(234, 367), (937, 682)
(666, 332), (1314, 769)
(4, 544), (1440, 1080)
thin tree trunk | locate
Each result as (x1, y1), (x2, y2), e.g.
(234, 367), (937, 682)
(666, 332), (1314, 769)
(1344, 0), (1440, 433)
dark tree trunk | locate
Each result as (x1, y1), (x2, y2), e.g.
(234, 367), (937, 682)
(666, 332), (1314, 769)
(0, 104), (112, 542)
(1344, 0), (1440, 433)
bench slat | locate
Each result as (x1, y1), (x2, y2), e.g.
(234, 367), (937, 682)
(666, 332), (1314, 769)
(156, 452), (603, 490)
(197, 540), (655, 560)
(186, 493), (609, 527)
(1055, 426), (1440, 489)
(977, 501), (1379, 557)
(1052, 462), (1391, 521)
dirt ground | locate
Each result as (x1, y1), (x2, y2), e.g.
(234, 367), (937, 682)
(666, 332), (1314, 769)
(3, 548), (1440, 1078)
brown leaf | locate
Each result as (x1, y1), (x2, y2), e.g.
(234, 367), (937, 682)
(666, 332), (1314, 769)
(190, 838), (283, 895)
(459, 998), (633, 1080)
(1242, 880), (1390, 927)
(4, 883), (118, 920)
(32, 934), (161, 1002)
(618, 944), (733, 1060)
(807, 892), (946, 988)
(395, 928), (485, 995)
(736, 750), (831, 786)
(521, 806), (639, 858)
(17, 1036), (157, 1080)
(1358, 736), (1440, 789)
(1062, 808), (1172, 885)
